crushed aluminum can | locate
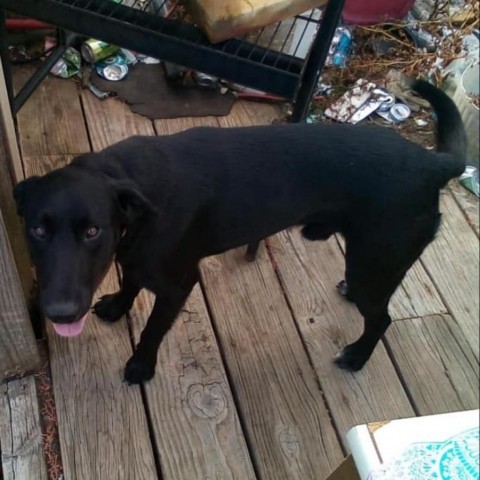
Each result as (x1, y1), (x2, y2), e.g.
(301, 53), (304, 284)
(96, 55), (129, 81)
(316, 81), (333, 96)
(192, 71), (218, 88)
(50, 47), (81, 78)
(81, 39), (119, 63)
(377, 103), (411, 123)
(390, 103), (411, 122)
(377, 94), (395, 112)
(96, 63), (128, 81)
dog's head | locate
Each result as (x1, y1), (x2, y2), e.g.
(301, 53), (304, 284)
(14, 164), (152, 337)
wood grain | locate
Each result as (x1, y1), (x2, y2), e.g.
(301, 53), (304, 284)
(46, 271), (157, 480)
(216, 100), (281, 128)
(386, 314), (479, 414)
(0, 207), (40, 379)
(449, 180), (479, 236)
(131, 287), (256, 479)
(0, 60), (23, 182)
(154, 115), (220, 134)
(211, 101), (342, 477)
(201, 246), (344, 480)
(0, 376), (47, 480)
(84, 100), (256, 479)
(81, 91), (155, 150)
(390, 261), (447, 320)
(268, 230), (415, 436)
(18, 98), (158, 477)
(13, 64), (90, 158)
(0, 122), (34, 313)
(421, 191), (479, 359)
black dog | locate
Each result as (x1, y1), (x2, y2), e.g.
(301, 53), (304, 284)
(14, 80), (466, 384)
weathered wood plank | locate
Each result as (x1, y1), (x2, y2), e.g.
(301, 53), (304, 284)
(201, 246), (344, 480)
(131, 287), (256, 479)
(0, 207), (40, 379)
(207, 101), (343, 477)
(0, 376), (48, 480)
(46, 271), (158, 480)
(390, 261), (448, 320)
(0, 60), (23, 182)
(0, 132), (35, 325)
(421, 191), (479, 359)
(386, 314), (479, 414)
(84, 100), (255, 479)
(268, 230), (415, 436)
(81, 92), (155, 150)
(22, 151), (158, 480)
(216, 100), (281, 128)
(449, 180), (479, 236)
(13, 65), (90, 158)
(1, 62), (35, 313)
(154, 115), (220, 134)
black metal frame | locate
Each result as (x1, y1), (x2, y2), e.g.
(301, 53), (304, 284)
(0, 0), (344, 120)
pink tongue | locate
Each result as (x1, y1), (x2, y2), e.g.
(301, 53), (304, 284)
(52, 313), (88, 337)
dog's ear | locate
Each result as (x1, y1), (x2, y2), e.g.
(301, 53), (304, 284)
(108, 178), (157, 223)
(13, 176), (40, 216)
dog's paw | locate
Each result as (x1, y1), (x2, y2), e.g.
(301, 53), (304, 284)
(124, 355), (155, 385)
(334, 343), (368, 372)
(336, 280), (354, 303)
(93, 293), (128, 323)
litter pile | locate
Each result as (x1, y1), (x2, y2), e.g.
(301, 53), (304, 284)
(6, 0), (479, 193)
(310, 0), (479, 195)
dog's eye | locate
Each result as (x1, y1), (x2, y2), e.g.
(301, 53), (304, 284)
(31, 226), (46, 239)
(85, 226), (100, 239)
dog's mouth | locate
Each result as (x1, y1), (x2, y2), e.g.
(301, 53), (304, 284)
(51, 313), (88, 337)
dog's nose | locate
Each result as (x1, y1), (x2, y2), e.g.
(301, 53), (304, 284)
(44, 301), (82, 323)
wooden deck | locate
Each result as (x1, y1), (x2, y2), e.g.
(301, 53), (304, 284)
(1, 65), (479, 480)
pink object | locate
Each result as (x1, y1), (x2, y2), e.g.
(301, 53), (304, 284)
(52, 313), (88, 337)
(342, 0), (415, 25)
(6, 19), (52, 30)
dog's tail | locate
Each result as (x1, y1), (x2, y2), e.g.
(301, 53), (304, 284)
(410, 79), (467, 179)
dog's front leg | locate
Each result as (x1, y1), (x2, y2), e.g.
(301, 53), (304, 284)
(93, 274), (140, 323)
(124, 277), (197, 384)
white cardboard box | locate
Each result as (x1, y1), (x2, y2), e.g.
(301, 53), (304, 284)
(345, 409), (479, 480)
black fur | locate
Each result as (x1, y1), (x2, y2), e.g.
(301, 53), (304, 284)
(14, 80), (466, 383)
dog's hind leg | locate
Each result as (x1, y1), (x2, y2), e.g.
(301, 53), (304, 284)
(334, 244), (412, 371)
(333, 214), (439, 372)
(124, 267), (199, 384)
(93, 274), (140, 323)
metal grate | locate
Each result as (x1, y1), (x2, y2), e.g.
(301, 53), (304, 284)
(0, 0), (344, 118)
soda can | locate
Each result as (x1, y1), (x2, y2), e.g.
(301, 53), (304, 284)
(192, 71), (218, 88)
(376, 102), (411, 123)
(377, 95), (395, 112)
(81, 39), (119, 63)
(95, 54), (129, 81)
(389, 103), (411, 122)
(96, 63), (128, 81)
